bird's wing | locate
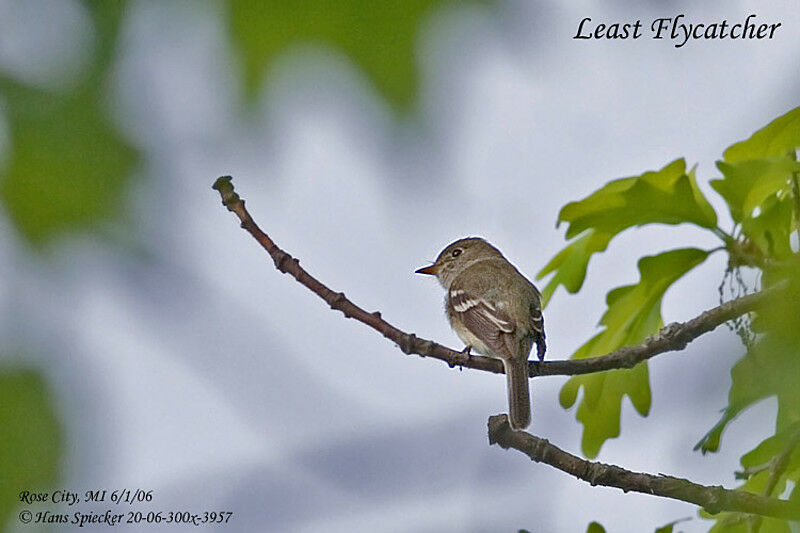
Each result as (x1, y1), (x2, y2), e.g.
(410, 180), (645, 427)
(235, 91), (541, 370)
(529, 301), (546, 360)
(449, 288), (516, 359)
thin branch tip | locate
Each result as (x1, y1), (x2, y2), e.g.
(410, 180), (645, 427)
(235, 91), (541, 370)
(212, 175), (241, 210)
(212, 174), (232, 188)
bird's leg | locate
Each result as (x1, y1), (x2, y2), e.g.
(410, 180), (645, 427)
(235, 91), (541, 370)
(461, 345), (472, 359)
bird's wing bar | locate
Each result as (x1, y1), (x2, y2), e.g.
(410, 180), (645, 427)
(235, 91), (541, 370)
(450, 289), (516, 359)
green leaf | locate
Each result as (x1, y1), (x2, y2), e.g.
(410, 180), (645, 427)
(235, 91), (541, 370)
(559, 159), (718, 240)
(710, 426), (800, 532)
(723, 106), (800, 163)
(541, 160), (718, 300)
(694, 411), (734, 454)
(226, 0), (490, 110)
(559, 332), (603, 409)
(702, 429), (799, 533)
(704, 514), (790, 533)
(711, 336), (800, 441)
(654, 517), (691, 533)
(698, 264), (800, 453)
(0, 86), (139, 244)
(740, 423), (799, 471)
(537, 230), (612, 306)
(739, 193), (795, 261)
(711, 158), (800, 223)
(561, 248), (710, 457)
(0, 368), (62, 530)
(738, 423), (800, 498)
(586, 521), (606, 533)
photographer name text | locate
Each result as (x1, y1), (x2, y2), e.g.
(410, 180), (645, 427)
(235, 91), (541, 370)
(17, 489), (234, 528)
(574, 14), (781, 48)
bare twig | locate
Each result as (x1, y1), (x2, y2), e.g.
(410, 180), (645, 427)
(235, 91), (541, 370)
(487, 415), (800, 521)
(212, 176), (773, 378)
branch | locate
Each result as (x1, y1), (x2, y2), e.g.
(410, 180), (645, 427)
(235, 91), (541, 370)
(548, 291), (773, 376)
(487, 415), (800, 521)
(212, 176), (773, 378)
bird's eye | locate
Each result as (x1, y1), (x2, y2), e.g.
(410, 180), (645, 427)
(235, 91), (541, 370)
(451, 249), (462, 257)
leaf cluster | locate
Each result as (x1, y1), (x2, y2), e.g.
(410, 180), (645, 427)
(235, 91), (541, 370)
(3, 0), (470, 245)
(539, 106), (800, 529)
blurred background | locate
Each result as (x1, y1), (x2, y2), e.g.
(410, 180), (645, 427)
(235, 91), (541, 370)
(1, 0), (799, 531)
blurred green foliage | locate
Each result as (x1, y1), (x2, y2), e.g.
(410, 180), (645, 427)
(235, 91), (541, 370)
(2, 0), (479, 244)
(586, 521), (606, 533)
(585, 517), (691, 532)
(0, 0), (488, 523)
(227, 0), (489, 109)
(0, 3), (132, 522)
(0, 368), (62, 530)
(0, 0), (138, 245)
(0, 86), (138, 243)
(655, 517), (692, 533)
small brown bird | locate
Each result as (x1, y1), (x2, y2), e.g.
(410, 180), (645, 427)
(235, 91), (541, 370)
(416, 237), (546, 430)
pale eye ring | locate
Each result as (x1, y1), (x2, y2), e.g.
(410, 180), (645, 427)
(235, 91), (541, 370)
(451, 249), (462, 257)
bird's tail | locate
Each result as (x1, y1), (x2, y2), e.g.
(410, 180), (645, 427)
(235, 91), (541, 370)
(503, 358), (531, 430)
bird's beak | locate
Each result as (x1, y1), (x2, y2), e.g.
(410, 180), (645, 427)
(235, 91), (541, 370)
(415, 264), (437, 275)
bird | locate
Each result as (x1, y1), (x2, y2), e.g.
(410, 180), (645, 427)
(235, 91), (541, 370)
(416, 237), (546, 429)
